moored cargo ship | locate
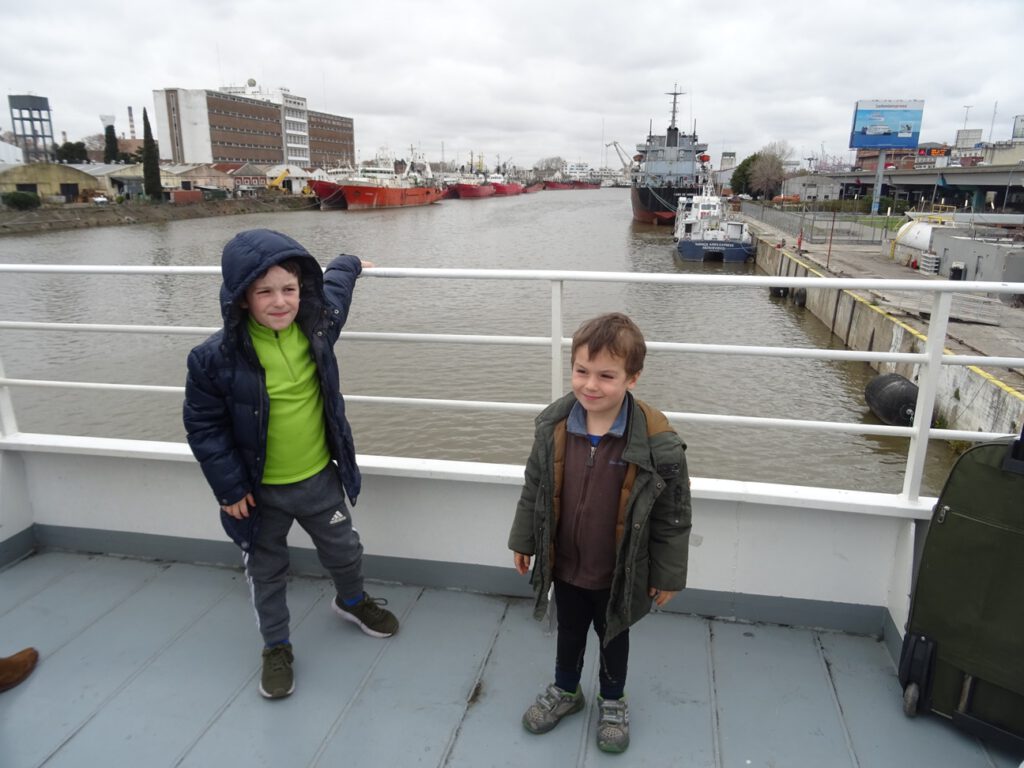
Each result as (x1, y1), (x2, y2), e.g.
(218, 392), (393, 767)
(631, 86), (708, 224)
(451, 179), (496, 198)
(490, 175), (523, 195)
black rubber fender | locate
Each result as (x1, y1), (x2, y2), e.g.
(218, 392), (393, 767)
(865, 373), (918, 426)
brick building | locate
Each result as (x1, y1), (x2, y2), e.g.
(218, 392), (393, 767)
(153, 83), (354, 168)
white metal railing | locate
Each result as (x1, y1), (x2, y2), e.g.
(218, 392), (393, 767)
(2, 265), (1024, 502)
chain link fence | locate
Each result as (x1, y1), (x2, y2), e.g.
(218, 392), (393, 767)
(740, 201), (901, 245)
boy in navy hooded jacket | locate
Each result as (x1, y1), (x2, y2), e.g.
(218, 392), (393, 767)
(184, 229), (397, 699)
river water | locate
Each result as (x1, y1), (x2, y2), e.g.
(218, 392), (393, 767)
(0, 189), (956, 494)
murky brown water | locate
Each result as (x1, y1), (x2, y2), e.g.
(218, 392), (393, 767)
(0, 189), (956, 494)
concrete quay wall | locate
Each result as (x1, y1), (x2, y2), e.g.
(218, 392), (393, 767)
(754, 240), (1024, 436)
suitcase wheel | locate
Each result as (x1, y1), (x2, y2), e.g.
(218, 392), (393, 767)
(902, 682), (920, 717)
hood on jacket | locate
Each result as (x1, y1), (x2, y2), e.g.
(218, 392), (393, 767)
(219, 228), (325, 330)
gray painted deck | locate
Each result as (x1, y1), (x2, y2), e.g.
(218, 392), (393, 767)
(1, 551), (1021, 768)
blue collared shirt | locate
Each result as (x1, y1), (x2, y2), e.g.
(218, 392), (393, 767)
(567, 395), (630, 440)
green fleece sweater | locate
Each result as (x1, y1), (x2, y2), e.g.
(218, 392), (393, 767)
(248, 316), (330, 484)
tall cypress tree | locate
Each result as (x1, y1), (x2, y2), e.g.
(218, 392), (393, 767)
(142, 109), (162, 201)
(103, 125), (119, 164)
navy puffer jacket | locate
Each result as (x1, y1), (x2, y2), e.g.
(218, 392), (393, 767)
(183, 228), (363, 551)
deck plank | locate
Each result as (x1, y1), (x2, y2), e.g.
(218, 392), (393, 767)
(177, 581), (419, 768)
(0, 551), (87, 616)
(444, 598), (599, 767)
(712, 622), (855, 768)
(312, 588), (509, 767)
(611, 611), (718, 767)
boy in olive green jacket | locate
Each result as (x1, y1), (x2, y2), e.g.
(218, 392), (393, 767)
(508, 312), (692, 754)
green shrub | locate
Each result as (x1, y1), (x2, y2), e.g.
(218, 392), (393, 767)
(1, 191), (41, 210)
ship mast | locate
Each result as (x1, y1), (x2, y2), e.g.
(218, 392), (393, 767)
(666, 84), (685, 148)
(666, 84), (685, 130)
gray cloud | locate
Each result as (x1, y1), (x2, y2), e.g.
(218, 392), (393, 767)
(2, 0), (1021, 170)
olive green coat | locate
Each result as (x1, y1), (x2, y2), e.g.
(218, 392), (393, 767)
(508, 392), (692, 643)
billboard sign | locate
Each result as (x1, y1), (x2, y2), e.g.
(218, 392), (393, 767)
(849, 99), (924, 150)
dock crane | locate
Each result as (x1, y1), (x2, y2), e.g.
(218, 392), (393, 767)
(267, 168), (290, 192)
(606, 141), (637, 182)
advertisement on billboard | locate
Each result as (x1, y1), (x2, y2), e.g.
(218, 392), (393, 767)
(849, 99), (924, 150)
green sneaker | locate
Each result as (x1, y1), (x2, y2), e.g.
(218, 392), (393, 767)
(522, 684), (585, 734)
(259, 644), (294, 699)
(596, 696), (630, 753)
(332, 593), (399, 638)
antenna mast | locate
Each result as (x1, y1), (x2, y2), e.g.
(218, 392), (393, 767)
(666, 84), (685, 129)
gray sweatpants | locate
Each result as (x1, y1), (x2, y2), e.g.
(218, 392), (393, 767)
(244, 463), (364, 646)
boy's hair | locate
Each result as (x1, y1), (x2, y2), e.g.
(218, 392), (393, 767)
(273, 259), (303, 282)
(571, 312), (646, 376)
(242, 259), (303, 305)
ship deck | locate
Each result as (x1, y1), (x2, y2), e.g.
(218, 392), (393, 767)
(2, 550), (1021, 768)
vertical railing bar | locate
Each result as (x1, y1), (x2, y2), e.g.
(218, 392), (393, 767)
(550, 280), (564, 401)
(0, 357), (19, 437)
(546, 279), (565, 635)
(901, 290), (953, 501)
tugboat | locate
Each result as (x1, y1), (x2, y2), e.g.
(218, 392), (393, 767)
(631, 86), (707, 225)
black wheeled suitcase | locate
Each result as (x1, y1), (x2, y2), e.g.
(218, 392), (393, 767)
(898, 428), (1024, 753)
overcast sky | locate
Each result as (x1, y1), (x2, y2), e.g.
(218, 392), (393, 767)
(3, 0), (1022, 170)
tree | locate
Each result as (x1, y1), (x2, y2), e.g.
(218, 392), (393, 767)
(82, 133), (105, 153)
(142, 108), (162, 200)
(730, 153), (759, 195)
(749, 141), (793, 200)
(55, 141), (89, 163)
(103, 125), (119, 164)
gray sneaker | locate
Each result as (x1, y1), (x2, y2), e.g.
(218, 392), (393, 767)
(332, 593), (399, 638)
(260, 644), (294, 699)
(596, 696), (630, 753)
(522, 683), (585, 734)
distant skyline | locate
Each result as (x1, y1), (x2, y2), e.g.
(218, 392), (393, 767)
(3, 0), (1022, 171)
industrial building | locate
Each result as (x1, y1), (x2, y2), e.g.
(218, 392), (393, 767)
(152, 82), (354, 168)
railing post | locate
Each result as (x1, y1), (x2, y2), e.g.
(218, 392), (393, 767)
(0, 356), (19, 438)
(550, 280), (564, 401)
(901, 290), (953, 501)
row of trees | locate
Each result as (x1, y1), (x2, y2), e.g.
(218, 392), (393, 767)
(51, 124), (146, 164)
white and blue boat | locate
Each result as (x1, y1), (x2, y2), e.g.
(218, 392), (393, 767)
(673, 173), (754, 262)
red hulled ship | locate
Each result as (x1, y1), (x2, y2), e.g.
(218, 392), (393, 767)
(307, 157), (446, 210)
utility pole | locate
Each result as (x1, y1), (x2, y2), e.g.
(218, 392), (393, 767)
(962, 105), (972, 129)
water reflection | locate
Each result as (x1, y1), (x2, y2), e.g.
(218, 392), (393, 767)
(0, 189), (956, 494)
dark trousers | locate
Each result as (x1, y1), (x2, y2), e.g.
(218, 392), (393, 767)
(244, 463), (364, 646)
(553, 578), (629, 700)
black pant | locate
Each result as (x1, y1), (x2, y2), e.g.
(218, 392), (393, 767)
(553, 578), (629, 700)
